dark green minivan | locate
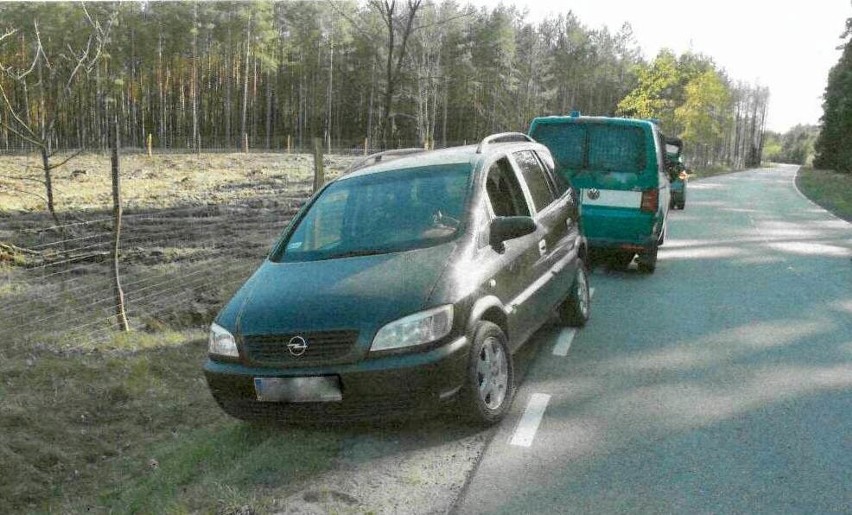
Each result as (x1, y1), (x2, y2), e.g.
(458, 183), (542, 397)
(204, 133), (590, 425)
(529, 114), (672, 273)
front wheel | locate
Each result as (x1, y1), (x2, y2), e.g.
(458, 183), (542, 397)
(557, 260), (591, 326)
(458, 321), (514, 425)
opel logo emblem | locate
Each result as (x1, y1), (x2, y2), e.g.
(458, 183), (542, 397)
(587, 188), (600, 200)
(287, 336), (308, 357)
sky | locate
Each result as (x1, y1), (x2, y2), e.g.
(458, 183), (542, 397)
(471, 0), (851, 133)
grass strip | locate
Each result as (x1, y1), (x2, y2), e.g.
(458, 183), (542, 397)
(0, 334), (341, 513)
(795, 167), (852, 222)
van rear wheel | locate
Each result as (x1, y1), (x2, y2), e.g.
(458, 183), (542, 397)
(637, 242), (658, 273)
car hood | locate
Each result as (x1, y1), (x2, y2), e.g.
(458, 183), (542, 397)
(230, 244), (457, 338)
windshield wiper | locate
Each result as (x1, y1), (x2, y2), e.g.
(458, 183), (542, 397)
(332, 248), (388, 258)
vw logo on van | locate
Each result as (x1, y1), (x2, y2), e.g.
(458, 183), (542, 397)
(587, 188), (601, 200)
(287, 336), (308, 357)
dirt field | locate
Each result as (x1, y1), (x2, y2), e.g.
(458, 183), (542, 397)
(0, 151), (356, 348)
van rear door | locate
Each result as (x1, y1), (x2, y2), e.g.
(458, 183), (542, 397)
(530, 119), (661, 249)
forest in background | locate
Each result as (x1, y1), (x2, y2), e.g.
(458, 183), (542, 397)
(0, 1), (768, 168)
(813, 9), (852, 173)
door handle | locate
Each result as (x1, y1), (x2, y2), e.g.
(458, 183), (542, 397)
(538, 240), (547, 256)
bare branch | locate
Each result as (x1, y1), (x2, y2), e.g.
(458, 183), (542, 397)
(65, 35), (94, 91)
(7, 22), (43, 80)
(81, 2), (119, 74)
(33, 20), (50, 71)
(0, 28), (16, 44)
(46, 149), (84, 171)
(0, 83), (41, 146)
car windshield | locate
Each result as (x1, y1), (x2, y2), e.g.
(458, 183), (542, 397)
(274, 164), (471, 262)
(531, 122), (647, 173)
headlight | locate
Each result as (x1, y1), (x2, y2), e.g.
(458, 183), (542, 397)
(209, 322), (239, 358)
(370, 305), (454, 352)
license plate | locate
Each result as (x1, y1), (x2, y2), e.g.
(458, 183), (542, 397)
(253, 376), (342, 403)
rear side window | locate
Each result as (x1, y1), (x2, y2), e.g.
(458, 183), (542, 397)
(531, 123), (647, 173)
(513, 150), (555, 212)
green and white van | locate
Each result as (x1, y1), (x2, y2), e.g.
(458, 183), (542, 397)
(529, 114), (673, 273)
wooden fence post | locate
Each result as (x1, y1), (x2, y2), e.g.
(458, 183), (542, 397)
(147, 133), (153, 158)
(243, 133), (249, 153)
(364, 137), (369, 156)
(313, 137), (325, 193)
(111, 111), (129, 332)
(287, 134), (292, 154)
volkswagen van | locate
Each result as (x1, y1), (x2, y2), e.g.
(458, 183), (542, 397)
(529, 114), (670, 273)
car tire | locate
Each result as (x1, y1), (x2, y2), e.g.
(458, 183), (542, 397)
(677, 202), (685, 210)
(557, 260), (590, 327)
(459, 321), (514, 425)
(637, 242), (658, 274)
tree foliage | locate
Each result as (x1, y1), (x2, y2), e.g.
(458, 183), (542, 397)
(675, 69), (731, 165)
(616, 49), (766, 168)
(763, 125), (819, 165)
(813, 9), (852, 173)
(0, 0), (766, 170)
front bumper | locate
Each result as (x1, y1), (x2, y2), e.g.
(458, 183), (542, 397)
(203, 335), (470, 422)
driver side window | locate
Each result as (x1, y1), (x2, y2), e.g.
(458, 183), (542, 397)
(485, 158), (531, 218)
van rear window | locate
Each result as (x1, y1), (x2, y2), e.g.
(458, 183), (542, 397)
(531, 123), (647, 173)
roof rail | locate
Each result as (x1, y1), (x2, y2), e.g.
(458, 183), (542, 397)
(475, 132), (535, 154)
(345, 148), (428, 174)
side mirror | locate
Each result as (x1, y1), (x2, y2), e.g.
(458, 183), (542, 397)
(490, 216), (536, 250)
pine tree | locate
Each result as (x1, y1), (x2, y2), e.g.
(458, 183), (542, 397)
(813, 16), (852, 173)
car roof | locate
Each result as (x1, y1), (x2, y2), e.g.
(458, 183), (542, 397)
(530, 115), (656, 130)
(338, 134), (551, 182)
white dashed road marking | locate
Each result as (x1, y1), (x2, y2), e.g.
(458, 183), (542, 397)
(553, 329), (576, 356)
(510, 393), (551, 447)
(552, 287), (595, 357)
(515, 283), (595, 447)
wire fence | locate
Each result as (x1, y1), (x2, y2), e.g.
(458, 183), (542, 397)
(0, 149), (360, 353)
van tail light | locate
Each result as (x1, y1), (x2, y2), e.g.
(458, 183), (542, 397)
(640, 188), (658, 213)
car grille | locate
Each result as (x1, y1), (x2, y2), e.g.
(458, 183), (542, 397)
(242, 331), (358, 366)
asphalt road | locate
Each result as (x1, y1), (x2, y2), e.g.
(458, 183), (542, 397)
(454, 165), (852, 514)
